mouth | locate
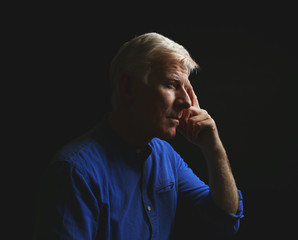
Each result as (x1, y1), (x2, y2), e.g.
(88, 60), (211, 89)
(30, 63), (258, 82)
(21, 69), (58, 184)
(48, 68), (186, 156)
(168, 116), (179, 120)
(167, 112), (183, 121)
(167, 115), (181, 125)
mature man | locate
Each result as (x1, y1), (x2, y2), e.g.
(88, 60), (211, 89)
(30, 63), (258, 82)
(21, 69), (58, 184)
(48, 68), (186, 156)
(34, 32), (243, 239)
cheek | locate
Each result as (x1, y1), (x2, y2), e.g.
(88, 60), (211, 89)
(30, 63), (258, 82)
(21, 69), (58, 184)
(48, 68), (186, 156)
(134, 87), (175, 120)
(157, 91), (175, 113)
(131, 90), (157, 118)
(152, 92), (176, 126)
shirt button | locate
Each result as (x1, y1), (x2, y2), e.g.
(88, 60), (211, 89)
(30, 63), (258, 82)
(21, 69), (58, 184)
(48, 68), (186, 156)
(136, 149), (141, 154)
(147, 205), (152, 211)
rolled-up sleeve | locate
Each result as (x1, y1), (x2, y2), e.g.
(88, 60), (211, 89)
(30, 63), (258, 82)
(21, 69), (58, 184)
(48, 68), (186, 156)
(176, 154), (244, 237)
(198, 190), (244, 236)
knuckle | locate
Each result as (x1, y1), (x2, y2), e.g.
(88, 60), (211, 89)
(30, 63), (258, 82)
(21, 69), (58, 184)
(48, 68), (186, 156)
(201, 109), (208, 115)
(195, 121), (201, 127)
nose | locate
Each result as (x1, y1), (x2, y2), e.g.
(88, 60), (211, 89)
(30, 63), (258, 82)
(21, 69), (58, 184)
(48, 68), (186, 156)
(175, 87), (192, 110)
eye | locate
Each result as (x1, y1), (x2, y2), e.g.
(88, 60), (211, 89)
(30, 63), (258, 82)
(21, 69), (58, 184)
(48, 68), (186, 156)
(165, 80), (180, 89)
(168, 81), (176, 88)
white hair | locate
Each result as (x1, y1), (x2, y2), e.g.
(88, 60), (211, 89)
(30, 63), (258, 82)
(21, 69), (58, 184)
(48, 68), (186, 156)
(109, 32), (199, 108)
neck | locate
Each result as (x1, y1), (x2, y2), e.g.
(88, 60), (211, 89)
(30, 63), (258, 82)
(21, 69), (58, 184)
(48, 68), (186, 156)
(108, 109), (151, 148)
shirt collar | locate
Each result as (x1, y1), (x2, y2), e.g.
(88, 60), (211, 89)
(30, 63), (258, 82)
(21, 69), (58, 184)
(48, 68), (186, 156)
(90, 114), (152, 166)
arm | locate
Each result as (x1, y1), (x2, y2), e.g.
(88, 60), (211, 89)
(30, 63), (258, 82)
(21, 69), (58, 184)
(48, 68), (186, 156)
(202, 137), (239, 214)
(178, 85), (239, 214)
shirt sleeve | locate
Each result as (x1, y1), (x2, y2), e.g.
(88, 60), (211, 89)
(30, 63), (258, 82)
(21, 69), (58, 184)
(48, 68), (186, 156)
(176, 154), (244, 236)
(197, 190), (244, 236)
(33, 161), (100, 240)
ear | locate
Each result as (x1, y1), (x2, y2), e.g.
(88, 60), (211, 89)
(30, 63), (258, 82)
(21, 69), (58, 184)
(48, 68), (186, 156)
(118, 73), (134, 105)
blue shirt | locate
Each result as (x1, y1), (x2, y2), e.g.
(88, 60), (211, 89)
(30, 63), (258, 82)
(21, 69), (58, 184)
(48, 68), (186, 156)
(34, 119), (243, 239)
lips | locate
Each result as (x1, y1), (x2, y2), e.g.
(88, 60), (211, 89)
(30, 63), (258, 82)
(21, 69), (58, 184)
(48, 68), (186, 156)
(167, 116), (179, 121)
(168, 112), (183, 120)
(168, 116), (179, 120)
(168, 117), (180, 126)
(167, 114), (182, 125)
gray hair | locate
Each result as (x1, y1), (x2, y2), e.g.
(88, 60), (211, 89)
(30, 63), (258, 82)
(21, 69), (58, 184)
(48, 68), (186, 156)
(109, 32), (199, 108)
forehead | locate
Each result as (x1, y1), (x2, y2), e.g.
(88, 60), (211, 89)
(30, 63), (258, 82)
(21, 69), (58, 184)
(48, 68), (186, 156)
(153, 62), (189, 81)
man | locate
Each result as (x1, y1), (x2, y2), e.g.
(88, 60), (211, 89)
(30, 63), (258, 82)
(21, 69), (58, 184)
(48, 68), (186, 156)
(33, 32), (243, 239)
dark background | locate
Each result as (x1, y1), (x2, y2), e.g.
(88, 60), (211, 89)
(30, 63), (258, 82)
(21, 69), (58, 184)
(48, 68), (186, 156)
(10, 3), (297, 239)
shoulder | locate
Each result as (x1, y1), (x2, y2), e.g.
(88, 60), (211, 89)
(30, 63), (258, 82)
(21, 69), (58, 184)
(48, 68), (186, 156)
(149, 138), (176, 154)
(53, 138), (106, 176)
(149, 138), (189, 170)
(149, 138), (184, 163)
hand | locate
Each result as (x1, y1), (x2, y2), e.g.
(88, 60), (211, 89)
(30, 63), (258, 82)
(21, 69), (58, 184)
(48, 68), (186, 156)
(178, 85), (223, 151)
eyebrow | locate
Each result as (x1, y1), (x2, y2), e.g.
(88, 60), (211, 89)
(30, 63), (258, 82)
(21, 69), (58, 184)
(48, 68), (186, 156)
(166, 77), (191, 90)
(168, 77), (180, 82)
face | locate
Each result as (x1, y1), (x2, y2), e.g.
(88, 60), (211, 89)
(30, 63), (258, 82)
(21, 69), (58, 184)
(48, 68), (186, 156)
(130, 62), (192, 140)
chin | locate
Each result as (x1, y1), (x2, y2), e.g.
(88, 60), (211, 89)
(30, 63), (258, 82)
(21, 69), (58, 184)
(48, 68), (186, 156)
(158, 127), (177, 140)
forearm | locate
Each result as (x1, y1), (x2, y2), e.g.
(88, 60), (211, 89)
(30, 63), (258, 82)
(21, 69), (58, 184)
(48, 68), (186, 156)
(202, 143), (239, 214)
(177, 86), (240, 214)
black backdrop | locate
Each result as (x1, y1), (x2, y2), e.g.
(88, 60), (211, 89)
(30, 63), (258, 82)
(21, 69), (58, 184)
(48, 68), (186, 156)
(12, 3), (298, 239)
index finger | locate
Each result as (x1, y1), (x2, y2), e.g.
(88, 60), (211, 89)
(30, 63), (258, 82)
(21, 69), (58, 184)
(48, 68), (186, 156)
(188, 84), (200, 108)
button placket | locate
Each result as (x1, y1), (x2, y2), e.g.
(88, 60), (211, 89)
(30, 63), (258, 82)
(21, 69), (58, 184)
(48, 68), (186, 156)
(140, 153), (158, 239)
